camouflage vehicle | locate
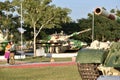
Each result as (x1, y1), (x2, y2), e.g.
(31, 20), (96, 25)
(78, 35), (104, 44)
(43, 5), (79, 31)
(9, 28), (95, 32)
(0, 30), (9, 55)
(38, 28), (91, 53)
(76, 7), (120, 80)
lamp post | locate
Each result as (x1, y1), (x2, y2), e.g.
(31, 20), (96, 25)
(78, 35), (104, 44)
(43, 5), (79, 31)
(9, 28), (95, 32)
(92, 12), (94, 42)
(20, 2), (23, 51)
(10, 34), (13, 41)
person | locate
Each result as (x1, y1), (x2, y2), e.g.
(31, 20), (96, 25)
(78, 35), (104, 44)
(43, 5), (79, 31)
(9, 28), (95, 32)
(4, 42), (12, 64)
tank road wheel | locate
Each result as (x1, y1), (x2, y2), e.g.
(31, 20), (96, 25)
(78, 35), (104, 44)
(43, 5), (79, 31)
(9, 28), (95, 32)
(49, 47), (55, 53)
(9, 53), (15, 65)
(55, 47), (59, 53)
(77, 63), (102, 80)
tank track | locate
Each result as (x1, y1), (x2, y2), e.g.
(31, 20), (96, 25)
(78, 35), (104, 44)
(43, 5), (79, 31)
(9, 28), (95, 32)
(77, 63), (102, 80)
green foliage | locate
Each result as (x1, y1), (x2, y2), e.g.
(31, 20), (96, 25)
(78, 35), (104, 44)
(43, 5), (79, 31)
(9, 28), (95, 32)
(93, 14), (120, 41)
(12, 0), (71, 29)
(0, 1), (20, 43)
(61, 22), (80, 34)
(76, 18), (92, 42)
(77, 11), (120, 42)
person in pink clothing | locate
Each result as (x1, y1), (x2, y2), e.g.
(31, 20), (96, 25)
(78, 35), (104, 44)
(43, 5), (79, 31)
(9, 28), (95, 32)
(4, 42), (12, 64)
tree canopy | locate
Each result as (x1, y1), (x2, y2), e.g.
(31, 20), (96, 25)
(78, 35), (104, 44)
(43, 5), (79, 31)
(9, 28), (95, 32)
(76, 9), (120, 42)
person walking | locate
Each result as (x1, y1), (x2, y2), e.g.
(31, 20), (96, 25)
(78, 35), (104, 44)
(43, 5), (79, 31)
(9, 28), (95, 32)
(4, 42), (12, 64)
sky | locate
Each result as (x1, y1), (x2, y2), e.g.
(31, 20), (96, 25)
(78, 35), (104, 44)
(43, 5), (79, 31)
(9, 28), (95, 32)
(0, 0), (120, 21)
(52, 0), (120, 21)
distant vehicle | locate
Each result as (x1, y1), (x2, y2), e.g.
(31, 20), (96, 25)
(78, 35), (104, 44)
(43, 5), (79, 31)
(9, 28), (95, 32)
(0, 30), (9, 55)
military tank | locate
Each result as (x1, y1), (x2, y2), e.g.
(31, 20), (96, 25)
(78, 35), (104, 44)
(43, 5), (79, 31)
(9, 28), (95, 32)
(0, 30), (9, 55)
(38, 28), (91, 53)
(76, 7), (120, 80)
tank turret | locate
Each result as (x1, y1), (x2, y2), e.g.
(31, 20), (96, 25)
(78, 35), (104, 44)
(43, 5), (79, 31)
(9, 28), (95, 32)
(49, 28), (91, 42)
(94, 7), (120, 23)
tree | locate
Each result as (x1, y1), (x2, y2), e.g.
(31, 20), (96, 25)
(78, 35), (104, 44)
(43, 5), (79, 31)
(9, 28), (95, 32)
(12, 0), (71, 56)
(93, 11), (120, 41)
(77, 9), (120, 42)
(77, 17), (92, 43)
(0, 1), (20, 42)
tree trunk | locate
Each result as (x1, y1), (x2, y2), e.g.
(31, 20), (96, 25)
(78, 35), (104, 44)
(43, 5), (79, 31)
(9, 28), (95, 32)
(33, 24), (36, 57)
(102, 35), (105, 41)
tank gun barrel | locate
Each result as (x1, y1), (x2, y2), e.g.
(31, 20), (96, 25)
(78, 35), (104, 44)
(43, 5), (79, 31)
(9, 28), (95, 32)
(94, 7), (120, 23)
(67, 28), (91, 38)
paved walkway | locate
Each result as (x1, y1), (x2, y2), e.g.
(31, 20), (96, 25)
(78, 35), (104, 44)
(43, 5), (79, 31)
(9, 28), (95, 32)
(0, 61), (76, 68)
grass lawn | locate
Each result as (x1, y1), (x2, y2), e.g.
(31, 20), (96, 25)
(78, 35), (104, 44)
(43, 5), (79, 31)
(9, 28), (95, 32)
(0, 65), (82, 80)
(19, 56), (72, 63)
(0, 56), (82, 80)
